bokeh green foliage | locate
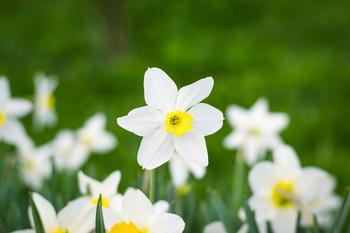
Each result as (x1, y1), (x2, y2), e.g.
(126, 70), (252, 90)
(0, 0), (349, 232)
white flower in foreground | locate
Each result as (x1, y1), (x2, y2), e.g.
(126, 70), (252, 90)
(247, 145), (340, 233)
(77, 112), (117, 154)
(169, 152), (206, 188)
(117, 67), (224, 170)
(11, 192), (93, 233)
(0, 76), (32, 145)
(224, 98), (289, 165)
(17, 138), (52, 190)
(203, 221), (226, 233)
(33, 72), (58, 129)
(105, 188), (185, 233)
(52, 130), (88, 171)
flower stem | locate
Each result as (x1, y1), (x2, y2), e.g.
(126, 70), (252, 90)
(232, 150), (245, 216)
(149, 169), (156, 203)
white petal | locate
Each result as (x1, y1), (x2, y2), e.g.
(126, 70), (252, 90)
(185, 157), (206, 179)
(272, 210), (297, 233)
(6, 99), (32, 118)
(187, 103), (223, 136)
(169, 155), (189, 187)
(249, 162), (278, 196)
(243, 140), (264, 165)
(90, 131), (117, 153)
(122, 188), (154, 228)
(249, 196), (275, 222)
(174, 131), (208, 167)
(0, 120), (28, 146)
(78, 171), (101, 196)
(149, 213), (185, 233)
(251, 98), (268, 115)
(101, 170), (122, 197)
(11, 230), (35, 233)
(32, 193), (58, 233)
(223, 132), (243, 149)
(153, 200), (170, 214)
(117, 106), (164, 137)
(226, 105), (248, 127)
(267, 113), (289, 133)
(0, 76), (10, 102)
(203, 221), (227, 233)
(273, 145), (301, 179)
(176, 77), (214, 111)
(137, 128), (174, 170)
(144, 68), (178, 113)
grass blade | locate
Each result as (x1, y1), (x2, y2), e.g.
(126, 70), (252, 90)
(330, 189), (350, 233)
(30, 194), (45, 233)
(95, 194), (106, 233)
(210, 193), (233, 233)
(244, 201), (259, 233)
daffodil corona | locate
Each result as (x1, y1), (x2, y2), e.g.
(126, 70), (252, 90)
(117, 67), (224, 170)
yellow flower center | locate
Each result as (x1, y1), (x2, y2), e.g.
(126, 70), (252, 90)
(249, 126), (261, 136)
(108, 222), (148, 233)
(24, 158), (37, 171)
(165, 111), (193, 136)
(0, 112), (7, 127)
(91, 196), (110, 208)
(52, 227), (67, 233)
(46, 95), (55, 109)
(271, 181), (295, 208)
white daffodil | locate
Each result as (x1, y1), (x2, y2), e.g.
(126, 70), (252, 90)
(117, 67), (224, 170)
(51, 130), (88, 171)
(104, 188), (185, 233)
(203, 221), (226, 233)
(77, 112), (117, 155)
(33, 72), (58, 129)
(0, 76), (32, 145)
(12, 192), (93, 233)
(169, 152), (206, 188)
(247, 145), (340, 233)
(16, 137), (52, 190)
(224, 98), (289, 165)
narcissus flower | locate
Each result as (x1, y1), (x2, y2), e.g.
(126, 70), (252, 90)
(246, 145), (340, 233)
(117, 68), (223, 170)
(105, 188), (185, 233)
(12, 193), (94, 233)
(203, 221), (226, 233)
(224, 98), (289, 165)
(17, 140), (52, 190)
(169, 152), (206, 188)
(0, 76), (32, 145)
(33, 72), (58, 129)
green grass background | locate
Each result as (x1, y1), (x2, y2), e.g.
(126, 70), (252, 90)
(0, 0), (349, 232)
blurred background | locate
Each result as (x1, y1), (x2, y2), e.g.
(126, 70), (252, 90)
(0, 0), (349, 232)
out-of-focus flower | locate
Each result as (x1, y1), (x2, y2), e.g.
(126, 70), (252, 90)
(11, 192), (93, 233)
(51, 130), (88, 171)
(77, 112), (117, 155)
(104, 188), (185, 233)
(203, 221), (226, 233)
(33, 72), (58, 129)
(0, 76), (32, 145)
(16, 137), (51, 190)
(169, 152), (206, 188)
(117, 67), (223, 170)
(224, 98), (289, 165)
(246, 145), (340, 233)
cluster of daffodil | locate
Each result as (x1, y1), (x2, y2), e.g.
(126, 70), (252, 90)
(3, 68), (349, 233)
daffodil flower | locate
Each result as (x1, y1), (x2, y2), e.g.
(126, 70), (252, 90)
(224, 98), (289, 165)
(12, 193), (94, 233)
(77, 112), (117, 155)
(33, 72), (58, 129)
(117, 68), (224, 170)
(169, 152), (206, 188)
(0, 76), (32, 145)
(246, 145), (340, 233)
(17, 139), (52, 190)
(104, 188), (185, 233)
(203, 221), (226, 233)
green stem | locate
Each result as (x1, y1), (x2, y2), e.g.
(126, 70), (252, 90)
(232, 150), (245, 216)
(149, 170), (156, 203)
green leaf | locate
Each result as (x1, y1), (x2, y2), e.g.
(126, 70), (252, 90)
(330, 188), (350, 233)
(296, 211), (303, 233)
(30, 194), (45, 233)
(210, 193), (234, 233)
(243, 201), (259, 233)
(266, 221), (273, 233)
(95, 194), (106, 233)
